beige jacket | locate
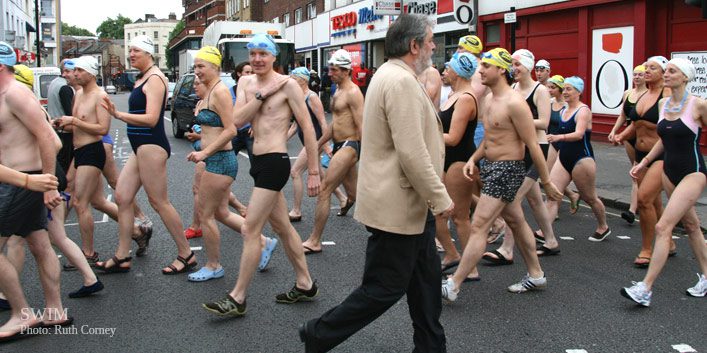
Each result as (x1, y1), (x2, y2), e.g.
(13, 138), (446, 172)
(353, 59), (452, 235)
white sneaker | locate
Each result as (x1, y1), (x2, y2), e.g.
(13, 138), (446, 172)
(686, 273), (707, 297)
(620, 281), (652, 307)
(441, 278), (458, 302)
(507, 274), (547, 293)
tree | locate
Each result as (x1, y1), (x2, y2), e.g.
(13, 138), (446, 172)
(96, 14), (133, 39)
(62, 22), (94, 36)
(165, 20), (185, 70)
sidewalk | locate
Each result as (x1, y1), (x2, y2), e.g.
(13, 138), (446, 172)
(591, 141), (707, 223)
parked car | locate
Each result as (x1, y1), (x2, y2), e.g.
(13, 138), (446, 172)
(170, 73), (235, 138)
(105, 85), (117, 94)
(166, 81), (177, 110)
(29, 66), (61, 108)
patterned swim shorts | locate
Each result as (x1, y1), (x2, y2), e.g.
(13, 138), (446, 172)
(480, 159), (526, 203)
(205, 150), (238, 179)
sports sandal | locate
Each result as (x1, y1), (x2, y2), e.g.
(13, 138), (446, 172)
(132, 226), (153, 257)
(98, 256), (132, 273)
(162, 252), (197, 275)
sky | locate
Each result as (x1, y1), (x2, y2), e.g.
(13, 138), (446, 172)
(60, 0), (185, 34)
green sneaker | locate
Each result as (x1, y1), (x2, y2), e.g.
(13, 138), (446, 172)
(202, 294), (246, 316)
(276, 281), (319, 304)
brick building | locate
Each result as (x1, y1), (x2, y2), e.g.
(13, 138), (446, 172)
(168, 0), (226, 75)
(263, 0), (326, 69)
(225, 0), (263, 21)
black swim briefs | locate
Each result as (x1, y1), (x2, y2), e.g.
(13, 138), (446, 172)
(0, 171), (48, 237)
(74, 140), (106, 170)
(249, 153), (290, 191)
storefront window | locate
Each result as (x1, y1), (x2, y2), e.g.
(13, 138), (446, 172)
(432, 34), (446, 70)
(485, 23), (501, 45)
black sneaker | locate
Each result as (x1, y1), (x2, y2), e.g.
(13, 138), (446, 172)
(202, 294), (246, 317)
(276, 281), (319, 304)
(621, 211), (636, 224)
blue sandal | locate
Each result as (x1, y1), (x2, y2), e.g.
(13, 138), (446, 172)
(188, 266), (225, 282)
(258, 237), (278, 272)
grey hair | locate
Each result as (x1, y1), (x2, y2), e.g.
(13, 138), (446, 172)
(384, 14), (434, 59)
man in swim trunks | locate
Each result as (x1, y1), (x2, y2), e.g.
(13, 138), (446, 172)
(55, 56), (115, 260)
(301, 49), (363, 254)
(441, 48), (562, 300)
(0, 42), (69, 340)
(202, 33), (321, 316)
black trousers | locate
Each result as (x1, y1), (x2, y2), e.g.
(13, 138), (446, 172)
(306, 212), (446, 352)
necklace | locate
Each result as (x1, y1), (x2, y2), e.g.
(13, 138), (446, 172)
(136, 65), (157, 80)
(664, 91), (689, 113)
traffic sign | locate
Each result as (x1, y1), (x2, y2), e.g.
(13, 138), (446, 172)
(504, 12), (517, 24)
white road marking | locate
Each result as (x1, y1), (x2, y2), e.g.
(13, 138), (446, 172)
(616, 236), (631, 240)
(238, 151), (249, 159)
(566, 350), (588, 353)
(101, 195), (111, 222)
(672, 235), (680, 240)
(190, 246), (203, 251)
(65, 220), (108, 227)
(322, 241), (336, 246)
(672, 344), (697, 353)
(559, 237), (575, 240)
(57, 255), (62, 259)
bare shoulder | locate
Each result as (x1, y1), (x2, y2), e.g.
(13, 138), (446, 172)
(6, 82), (36, 106)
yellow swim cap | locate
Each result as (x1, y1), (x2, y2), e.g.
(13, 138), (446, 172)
(633, 65), (646, 73)
(13, 64), (33, 89)
(481, 48), (513, 72)
(195, 46), (222, 68)
(458, 35), (483, 55)
(548, 75), (564, 87)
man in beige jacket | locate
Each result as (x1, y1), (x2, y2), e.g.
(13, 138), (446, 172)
(298, 14), (453, 353)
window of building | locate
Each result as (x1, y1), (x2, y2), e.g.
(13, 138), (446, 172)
(154, 44), (159, 54)
(485, 23), (501, 45)
(142, 31), (146, 35)
(272, 17), (279, 23)
(236, 0), (240, 11)
(154, 31), (158, 39)
(283, 13), (290, 26)
(244, 0), (249, 7)
(307, 3), (316, 19)
(128, 33), (131, 40)
(295, 8), (302, 24)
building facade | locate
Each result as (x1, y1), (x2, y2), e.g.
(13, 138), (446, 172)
(62, 36), (125, 86)
(283, 0), (707, 144)
(39, 0), (59, 66)
(0, 0), (43, 65)
(263, 0), (326, 69)
(168, 0), (226, 75)
(225, 0), (262, 21)
(124, 14), (179, 72)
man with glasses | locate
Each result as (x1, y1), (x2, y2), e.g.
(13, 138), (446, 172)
(535, 59), (551, 85)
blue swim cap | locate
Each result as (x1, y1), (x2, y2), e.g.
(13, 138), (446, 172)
(247, 33), (278, 56)
(0, 41), (17, 67)
(291, 67), (310, 81)
(448, 52), (477, 79)
(564, 76), (584, 94)
(64, 60), (75, 70)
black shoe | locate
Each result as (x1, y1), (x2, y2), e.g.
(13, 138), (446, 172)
(69, 280), (104, 298)
(621, 211), (636, 224)
(202, 294), (247, 317)
(299, 321), (318, 353)
(276, 281), (319, 303)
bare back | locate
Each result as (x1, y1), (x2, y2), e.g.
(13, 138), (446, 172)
(72, 88), (109, 148)
(331, 82), (363, 142)
(240, 74), (297, 154)
(471, 71), (489, 123)
(0, 81), (54, 171)
(481, 88), (534, 161)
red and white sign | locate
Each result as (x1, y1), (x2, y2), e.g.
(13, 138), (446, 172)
(374, 1), (402, 15)
(591, 26), (634, 115)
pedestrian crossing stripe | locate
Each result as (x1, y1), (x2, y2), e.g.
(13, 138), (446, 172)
(190, 246), (203, 251)
(616, 236), (631, 240)
(566, 350), (588, 353)
(322, 241), (336, 246)
(559, 236), (574, 240)
(672, 236), (680, 240)
(672, 344), (697, 352)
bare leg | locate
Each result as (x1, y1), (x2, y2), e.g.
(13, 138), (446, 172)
(25, 230), (66, 324)
(643, 173), (707, 289)
(102, 142), (147, 221)
(189, 162), (205, 230)
(0, 238), (41, 338)
(198, 171), (233, 269)
(635, 162), (665, 259)
(572, 159), (609, 233)
(501, 201), (544, 278)
(445, 162), (478, 278)
(48, 202), (98, 286)
(289, 148), (308, 218)
(73, 165), (102, 256)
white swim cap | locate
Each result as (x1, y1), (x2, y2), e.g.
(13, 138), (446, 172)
(512, 49), (535, 71)
(130, 35), (155, 55)
(668, 58), (696, 81)
(74, 55), (99, 77)
(328, 49), (352, 70)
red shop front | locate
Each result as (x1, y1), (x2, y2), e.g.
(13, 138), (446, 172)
(448, 0), (707, 150)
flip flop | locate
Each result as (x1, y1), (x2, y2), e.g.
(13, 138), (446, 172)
(0, 321), (43, 342)
(188, 266), (225, 282)
(634, 256), (651, 268)
(289, 215), (302, 222)
(537, 245), (561, 257)
(303, 245), (322, 255)
(258, 237), (278, 272)
(534, 231), (546, 244)
(41, 316), (75, 328)
(337, 200), (355, 217)
(570, 197), (581, 215)
(463, 276), (481, 283)
(482, 249), (514, 266)
(441, 260), (460, 273)
(0, 298), (9, 310)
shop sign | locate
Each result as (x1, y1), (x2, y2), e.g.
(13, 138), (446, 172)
(359, 6), (384, 31)
(591, 26), (634, 115)
(403, 0), (437, 17)
(374, 1), (402, 16)
(453, 0), (476, 25)
(332, 12), (358, 38)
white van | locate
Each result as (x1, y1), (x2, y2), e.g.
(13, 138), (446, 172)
(30, 66), (61, 108)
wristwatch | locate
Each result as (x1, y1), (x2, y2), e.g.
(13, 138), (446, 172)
(255, 92), (265, 101)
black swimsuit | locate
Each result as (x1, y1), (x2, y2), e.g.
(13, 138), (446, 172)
(439, 92), (477, 172)
(296, 93), (323, 145)
(657, 96), (707, 186)
(127, 74), (171, 156)
(629, 92), (663, 166)
(622, 94), (638, 147)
